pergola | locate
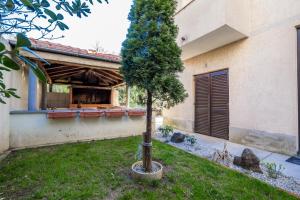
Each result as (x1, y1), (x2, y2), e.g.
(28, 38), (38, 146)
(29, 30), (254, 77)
(10, 39), (127, 110)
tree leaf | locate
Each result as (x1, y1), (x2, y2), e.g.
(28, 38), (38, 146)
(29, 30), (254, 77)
(0, 82), (6, 89)
(5, 0), (15, 10)
(57, 13), (64, 20)
(16, 33), (31, 48)
(0, 65), (11, 71)
(44, 8), (57, 20)
(57, 21), (69, 30)
(1, 55), (21, 70)
(20, 0), (33, 8)
(31, 66), (47, 83)
(17, 55), (47, 83)
(0, 42), (5, 52)
(40, 0), (50, 7)
(0, 98), (6, 104)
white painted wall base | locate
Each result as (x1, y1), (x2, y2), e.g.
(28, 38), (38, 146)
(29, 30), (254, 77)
(10, 113), (146, 149)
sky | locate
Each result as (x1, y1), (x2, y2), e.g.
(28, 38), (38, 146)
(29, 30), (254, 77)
(31, 0), (133, 54)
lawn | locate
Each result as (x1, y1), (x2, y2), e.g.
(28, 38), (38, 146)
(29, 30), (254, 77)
(0, 137), (298, 200)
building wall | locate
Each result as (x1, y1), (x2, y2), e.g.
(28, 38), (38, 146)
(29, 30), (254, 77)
(164, 0), (300, 155)
(177, 0), (194, 11)
(10, 113), (146, 149)
(10, 67), (43, 111)
(0, 70), (10, 154)
(0, 39), (11, 153)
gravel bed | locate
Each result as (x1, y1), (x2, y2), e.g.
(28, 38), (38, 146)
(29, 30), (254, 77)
(155, 133), (300, 197)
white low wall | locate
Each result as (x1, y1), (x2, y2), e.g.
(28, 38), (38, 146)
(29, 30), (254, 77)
(0, 39), (11, 154)
(10, 112), (146, 149)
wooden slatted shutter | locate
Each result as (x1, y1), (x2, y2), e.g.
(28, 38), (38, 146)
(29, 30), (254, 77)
(194, 70), (229, 140)
(210, 70), (229, 139)
(194, 73), (210, 136)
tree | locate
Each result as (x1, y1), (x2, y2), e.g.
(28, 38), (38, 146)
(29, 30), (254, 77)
(121, 0), (187, 172)
(0, 0), (108, 104)
(93, 41), (105, 53)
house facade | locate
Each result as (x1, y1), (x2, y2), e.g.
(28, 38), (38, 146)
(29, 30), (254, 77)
(164, 0), (300, 155)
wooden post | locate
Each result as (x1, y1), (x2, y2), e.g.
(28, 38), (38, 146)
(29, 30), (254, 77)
(41, 82), (47, 110)
(49, 84), (53, 92)
(143, 90), (152, 172)
(126, 85), (130, 108)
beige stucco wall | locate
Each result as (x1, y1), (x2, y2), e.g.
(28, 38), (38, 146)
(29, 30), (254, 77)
(0, 39), (11, 153)
(9, 67), (43, 111)
(0, 69), (10, 154)
(10, 113), (146, 149)
(164, 0), (300, 155)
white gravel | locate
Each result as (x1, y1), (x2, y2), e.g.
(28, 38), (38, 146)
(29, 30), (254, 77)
(155, 132), (300, 197)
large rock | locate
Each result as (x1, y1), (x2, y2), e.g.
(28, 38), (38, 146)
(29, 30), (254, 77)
(171, 132), (186, 143)
(233, 148), (262, 173)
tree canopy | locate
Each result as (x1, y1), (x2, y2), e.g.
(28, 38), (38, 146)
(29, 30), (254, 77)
(1, 0), (108, 39)
(0, 0), (108, 104)
(121, 0), (187, 109)
(121, 0), (187, 172)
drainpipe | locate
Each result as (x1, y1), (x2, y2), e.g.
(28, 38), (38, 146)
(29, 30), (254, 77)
(297, 27), (300, 156)
(28, 68), (37, 111)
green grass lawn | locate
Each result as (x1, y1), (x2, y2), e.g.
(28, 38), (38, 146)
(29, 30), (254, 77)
(0, 137), (298, 200)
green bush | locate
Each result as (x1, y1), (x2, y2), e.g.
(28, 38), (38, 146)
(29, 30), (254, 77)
(186, 135), (197, 146)
(159, 125), (174, 138)
(265, 162), (284, 179)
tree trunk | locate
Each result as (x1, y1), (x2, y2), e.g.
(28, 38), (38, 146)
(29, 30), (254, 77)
(143, 90), (152, 172)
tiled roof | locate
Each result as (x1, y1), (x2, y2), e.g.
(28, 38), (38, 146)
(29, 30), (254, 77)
(29, 38), (121, 63)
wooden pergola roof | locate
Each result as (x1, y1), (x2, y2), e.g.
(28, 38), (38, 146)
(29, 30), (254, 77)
(11, 39), (124, 87)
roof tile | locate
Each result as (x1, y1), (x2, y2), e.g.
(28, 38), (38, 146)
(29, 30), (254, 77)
(29, 38), (121, 63)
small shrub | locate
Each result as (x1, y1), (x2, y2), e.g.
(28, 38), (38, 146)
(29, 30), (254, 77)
(159, 125), (174, 138)
(185, 135), (197, 146)
(264, 162), (285, 179)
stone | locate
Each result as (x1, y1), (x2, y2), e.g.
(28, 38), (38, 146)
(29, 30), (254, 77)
(233, 148), (262, 173)
(170, 132), (186, 143)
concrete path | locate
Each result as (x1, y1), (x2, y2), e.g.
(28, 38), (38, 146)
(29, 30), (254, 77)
(170, 129), (300, 180)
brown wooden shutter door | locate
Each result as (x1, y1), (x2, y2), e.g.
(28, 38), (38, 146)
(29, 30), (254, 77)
(194, 70), (229, 140)
(194, 73), (210, 136)
(210, 70), (229, 139)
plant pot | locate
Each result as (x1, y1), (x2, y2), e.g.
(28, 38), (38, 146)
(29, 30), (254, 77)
(47, 111), (77, 119)
(105, 110), (125, 118)
(80, 111), (104, 118)
(131, 161), (163, 180)
(127, 110), (146, 117)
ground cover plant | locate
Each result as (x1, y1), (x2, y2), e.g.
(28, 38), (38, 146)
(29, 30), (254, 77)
(0, 137), (298, 200)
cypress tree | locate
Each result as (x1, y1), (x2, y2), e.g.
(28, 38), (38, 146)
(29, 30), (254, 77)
(121, 0), (187, 172)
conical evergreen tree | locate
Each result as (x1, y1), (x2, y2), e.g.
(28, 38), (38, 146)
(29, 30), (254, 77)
(121, 0), (187, 172)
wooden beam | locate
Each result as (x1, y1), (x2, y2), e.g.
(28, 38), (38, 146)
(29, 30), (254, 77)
(48, 67), (86, 75)
(92, 71), (116, 84)
(93, 70), (119, 83)
(52, 70), (86, 80)
(112, 82), (126, 88)
(47, 59), (120, 71)
(98, 69), (123, 81)
(103, 69), (123, 78)
(71, 85), (112, 90)
(46, 65), (70, 71)
(19, 50), (120, 70)
(41, 82), (47, 110)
